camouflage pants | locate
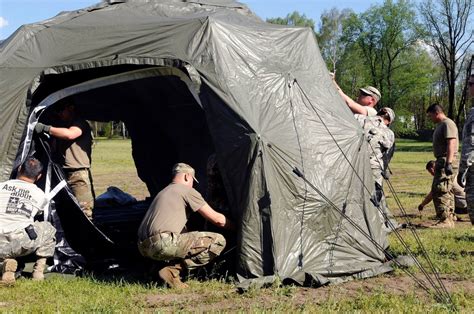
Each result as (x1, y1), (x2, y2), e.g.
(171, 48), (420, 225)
(138, 231), (226, 270)
(0, 221), (56, 260)
(452, 181), (467, 211)
(372, 166), (383, 188)
(374, 181), (399, 230)
(431, 157), (457, 220)
(464, 166), (474, 224)
(65, 168), (95, 212)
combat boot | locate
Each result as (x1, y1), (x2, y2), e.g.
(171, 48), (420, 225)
(430, 216), (454, 229)
(32, 258), (47, 281)
(1, 258), (18, 285)
(158, 264), (189, 289)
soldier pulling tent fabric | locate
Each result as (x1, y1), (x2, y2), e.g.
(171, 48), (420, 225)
(137, 163), (234, 288)
(0, 158), (56, 285)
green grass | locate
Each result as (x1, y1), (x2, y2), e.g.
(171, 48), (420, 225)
(395, 138), (434, 152)
(389, 228), (474, 278)
(386, 139), (439, 216)
(91, 139), (149, 199)
(0, 139), (472, 312)
(0, 276), (160, 311)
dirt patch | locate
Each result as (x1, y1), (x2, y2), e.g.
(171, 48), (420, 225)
(145, 292), (202, 308)
(396, 215), (472, 229)
(299, 274), (473, 300)
(142, 275), (473, 311)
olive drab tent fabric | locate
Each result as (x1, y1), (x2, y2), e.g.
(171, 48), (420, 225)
(0, 0), (391, 286)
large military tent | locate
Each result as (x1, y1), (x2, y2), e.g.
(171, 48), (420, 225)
(0, 0), (392, 286)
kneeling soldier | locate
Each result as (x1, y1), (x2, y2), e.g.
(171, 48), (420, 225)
(0, 158), (56, 285)
(137, 163), (234, 288)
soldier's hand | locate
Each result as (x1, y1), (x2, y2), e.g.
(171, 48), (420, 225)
(445, 163), (453, 176)
(34, 122), (51, 134)
(381, 169), (391, 180)
(418, 204), (424, 211)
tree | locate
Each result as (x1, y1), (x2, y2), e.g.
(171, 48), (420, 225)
(394, 47), (437, 130)
(457, 54), (474, 124)
(266, 11), (315, 31)
(317, 8), (353, 73)
(343, 0), (422, 109)
(419, 0), (474, 119)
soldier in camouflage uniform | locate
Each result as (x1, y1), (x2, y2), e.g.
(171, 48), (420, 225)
(426, 103), (459, 228)
(138, 163), (234, 288)
(458, 74), (474, 226)
(355, 108), (398, 229)
(0, 158), (56, 285)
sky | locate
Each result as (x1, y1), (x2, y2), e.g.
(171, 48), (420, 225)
(0, 0), (385, 40)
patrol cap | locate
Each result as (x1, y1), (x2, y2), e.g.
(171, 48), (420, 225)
(360, 86), (381, 102)
(379, 107), (395, 124)
(172, 163), (199, 183)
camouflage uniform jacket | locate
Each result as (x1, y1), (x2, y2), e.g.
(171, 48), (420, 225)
(355, 115), (395, 173)
(459, 107), (474, 175)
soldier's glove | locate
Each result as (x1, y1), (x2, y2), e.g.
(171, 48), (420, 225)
(445, 163), (453, 176)
(418, 204), (424, 211)
(381, 169), (391, 180)
(367, 128), (377, 141)
(34, 122), (51, 134)
(457, 169), (467, 188)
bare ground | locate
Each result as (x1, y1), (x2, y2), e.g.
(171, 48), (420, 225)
(143, 275), (473, 311)
(141, 216), (473, 311)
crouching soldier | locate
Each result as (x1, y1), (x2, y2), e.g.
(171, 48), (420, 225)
(0, 158), (56, 285)
(137, 163), (234, 288)
(419, 160), (467, 219)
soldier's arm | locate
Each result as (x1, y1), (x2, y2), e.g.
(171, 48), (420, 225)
(420, 191), (433, 207)
(446, 138), (457, 164)
(378, 130), (395, 152)
(334, 82), (368, 115)
(49, 126), (82, 141)
(460, 119), (474, 170)
(197, 204), (235, 230)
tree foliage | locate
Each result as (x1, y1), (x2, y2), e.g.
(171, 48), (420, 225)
(266, 11), (315, 31)
(419, 0), (473, 119)
(342, 0), (423, 109)
(265, 0), (473, 136)
(317, 8), (353, 73)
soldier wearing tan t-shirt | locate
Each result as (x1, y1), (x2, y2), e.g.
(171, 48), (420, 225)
(426, 104), (459, 228)
(138, 163), (234, 289)
(35, 101), (95, 218)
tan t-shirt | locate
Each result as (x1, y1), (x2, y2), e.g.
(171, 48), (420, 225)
(138, 183), (206, 241)
(56, 119), (92, 169)
(432, 117), (458, 158)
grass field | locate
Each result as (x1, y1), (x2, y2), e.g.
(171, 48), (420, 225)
(0, 139), (473, 312)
